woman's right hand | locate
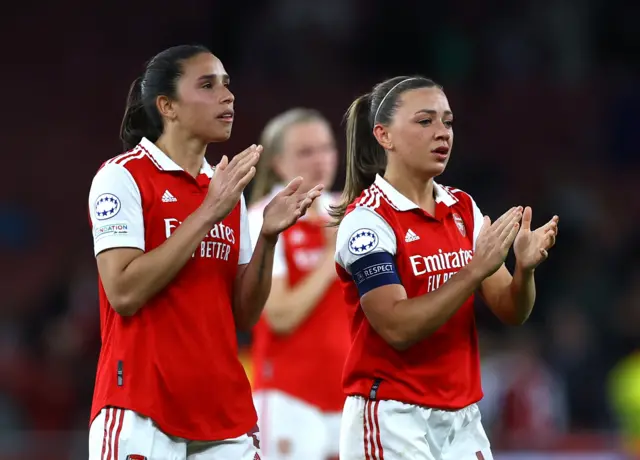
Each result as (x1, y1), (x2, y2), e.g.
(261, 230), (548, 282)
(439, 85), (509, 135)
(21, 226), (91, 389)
(202, 145), (262, 223)
(470, 206), (523, 279)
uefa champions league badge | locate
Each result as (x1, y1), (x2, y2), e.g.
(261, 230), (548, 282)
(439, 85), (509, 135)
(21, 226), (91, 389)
(94, 193), (121, 220)
(348, 228), (379, 255)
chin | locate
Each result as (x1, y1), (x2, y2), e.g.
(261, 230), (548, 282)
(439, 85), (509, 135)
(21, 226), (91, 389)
(417, 163), (447, 180)
(208, 129), (232, 143)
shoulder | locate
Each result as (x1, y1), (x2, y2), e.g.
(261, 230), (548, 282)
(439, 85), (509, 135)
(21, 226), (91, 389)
(100, 146), (153, 177)
(336, 206), (397, 269)
(90, 161), (140, 195)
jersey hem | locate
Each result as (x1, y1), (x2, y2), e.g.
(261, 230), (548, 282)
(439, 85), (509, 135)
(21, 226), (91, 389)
(90, 404), (257, 442)
(344, 389), (483, 411)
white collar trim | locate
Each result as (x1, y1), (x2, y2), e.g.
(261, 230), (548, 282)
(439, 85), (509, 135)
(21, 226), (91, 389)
(139, 137), (214, 178)
(373, 174), (457, 210)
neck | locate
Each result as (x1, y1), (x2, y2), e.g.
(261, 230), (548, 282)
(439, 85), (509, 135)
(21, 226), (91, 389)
(384, 161), (436, 212)
(155, 130), (207, 178)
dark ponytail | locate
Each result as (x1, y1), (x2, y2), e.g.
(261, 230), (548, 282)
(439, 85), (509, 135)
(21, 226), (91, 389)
(120, 76), (157, 150)
(330, 75), (441, 224)
(118, 44), (212, 151)
(329, 93), (386, 224)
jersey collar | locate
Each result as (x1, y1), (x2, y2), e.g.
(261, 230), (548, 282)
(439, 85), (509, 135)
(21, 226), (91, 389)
(139, 137), (214, 178)
(374, 174), (457, 211)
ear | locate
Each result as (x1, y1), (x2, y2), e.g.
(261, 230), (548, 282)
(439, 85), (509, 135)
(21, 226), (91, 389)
(373, 123), (393, 151)
(156, 95), (177, 121)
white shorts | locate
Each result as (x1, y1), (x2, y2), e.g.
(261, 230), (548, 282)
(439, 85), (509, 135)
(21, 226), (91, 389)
(89, 407), (261, 460)
(340, 396), (493, 460)
(254, 390), (341, 460)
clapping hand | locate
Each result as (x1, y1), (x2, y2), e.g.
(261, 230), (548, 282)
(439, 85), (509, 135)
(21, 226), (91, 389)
(260, 177), (324, 242)
(513, 206), (559, 271)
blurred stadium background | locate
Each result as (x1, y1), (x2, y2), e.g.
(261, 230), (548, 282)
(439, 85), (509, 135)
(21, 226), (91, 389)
(2, 0), (639, 458)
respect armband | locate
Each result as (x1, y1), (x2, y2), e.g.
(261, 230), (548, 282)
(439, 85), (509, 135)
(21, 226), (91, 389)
(349, 251), (401, 297)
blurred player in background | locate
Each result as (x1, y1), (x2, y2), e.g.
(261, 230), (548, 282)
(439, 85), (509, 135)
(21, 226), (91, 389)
(87, 45), (322, 460)
(331, 76), (559, 460)
(248, 108), (349, 460)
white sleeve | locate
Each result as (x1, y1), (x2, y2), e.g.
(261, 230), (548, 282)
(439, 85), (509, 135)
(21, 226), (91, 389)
(89, 163), (145, 256)
(247, 204), (287, 277)
(238, 194), (253, 265)
(335, 207), (397, 274)
(471, 198), (484, 250)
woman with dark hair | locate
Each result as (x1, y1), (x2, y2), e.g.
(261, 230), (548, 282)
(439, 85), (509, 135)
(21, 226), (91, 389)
(87, 44), (322, 459)
(332, 76), (559, 459)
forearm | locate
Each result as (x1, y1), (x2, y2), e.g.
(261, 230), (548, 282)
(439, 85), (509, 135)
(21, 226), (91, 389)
(388, 265), (485, 350)
(111, 207), (214, 315)
(265, 257), (336, 334)
(504, 264), (536, 324)
(233, 233), (277, 330)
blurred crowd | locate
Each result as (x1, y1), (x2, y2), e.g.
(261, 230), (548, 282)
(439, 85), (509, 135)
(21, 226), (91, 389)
(1, 0), (639, 457)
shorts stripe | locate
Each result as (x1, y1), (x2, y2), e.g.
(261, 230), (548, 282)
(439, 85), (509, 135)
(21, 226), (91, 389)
(372, 401), (384, 459)
(363, 400), (371, 460)
(101, 408), (111, 460)
(105, 408), (117, 460)
(113, 409), (125, 460)
(364, 400), (384, 460)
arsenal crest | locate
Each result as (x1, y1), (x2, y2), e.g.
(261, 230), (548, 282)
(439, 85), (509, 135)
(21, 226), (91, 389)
(452, 213), (466, 237)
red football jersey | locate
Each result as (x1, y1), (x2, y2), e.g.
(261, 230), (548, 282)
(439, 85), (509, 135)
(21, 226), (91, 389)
(88, 138), (256, 440)
(248, 190), (350, 412)
(335, 174), (485, 410)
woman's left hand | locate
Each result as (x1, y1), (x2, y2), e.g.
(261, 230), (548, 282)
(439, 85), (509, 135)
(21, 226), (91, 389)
(513, 206), (559, 271)
(261, 177), (324, 241)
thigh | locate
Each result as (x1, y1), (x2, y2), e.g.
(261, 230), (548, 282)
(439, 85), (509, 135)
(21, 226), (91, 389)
(89, 407), (186, 460)
(254, 390), (326, 460)
(340, 396), (436, 460)
(440, 405), (493, 460)
(187, 433), (260, 460)
(322, 411), (342, 458)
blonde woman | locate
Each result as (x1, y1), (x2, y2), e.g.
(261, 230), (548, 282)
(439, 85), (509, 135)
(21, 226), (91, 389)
(248, 108), (349, 460)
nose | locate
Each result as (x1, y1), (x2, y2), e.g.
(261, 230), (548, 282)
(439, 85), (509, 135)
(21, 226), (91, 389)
(221, 87), (235, 104)
(435, 122), (451, 141)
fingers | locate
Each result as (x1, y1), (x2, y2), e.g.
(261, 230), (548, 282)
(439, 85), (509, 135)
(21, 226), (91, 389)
(521, 206), (532, 231)
(215, 155), (229, 172)
(478, 215), (491, 234)
(225, 146), (261, 185)
(544, 229), (557, 249)
(496, 207), (523, 236)
(234, 145), (262, 171)
(228, 144), (261, 167)
(280, 177), (304, 196)
(308, 184), (325, 194)
(542, 215), (559, 233)
(539, 248), (549, 260)
(229, 148), (261, 184)
(493, 207), (516, 229)
(502, 220), (520, 248)
(233, 166), (257, 194)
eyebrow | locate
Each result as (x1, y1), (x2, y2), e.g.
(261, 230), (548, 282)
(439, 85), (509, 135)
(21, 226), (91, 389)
(415, 109), (453, 116)
(198, 73), (230, 84)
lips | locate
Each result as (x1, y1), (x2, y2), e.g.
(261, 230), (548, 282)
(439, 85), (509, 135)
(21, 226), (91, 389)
(432, 146), (449, 154)
(217, 109), (234, 120)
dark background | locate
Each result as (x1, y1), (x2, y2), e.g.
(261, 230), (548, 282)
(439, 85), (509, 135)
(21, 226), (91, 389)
(1, 0), (639, 458)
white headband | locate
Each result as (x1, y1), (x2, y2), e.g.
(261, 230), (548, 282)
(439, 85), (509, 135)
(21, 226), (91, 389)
(374, 77), (418, 123)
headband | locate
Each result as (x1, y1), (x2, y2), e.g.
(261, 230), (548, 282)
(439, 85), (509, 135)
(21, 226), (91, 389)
(373, 77), (418, 123)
